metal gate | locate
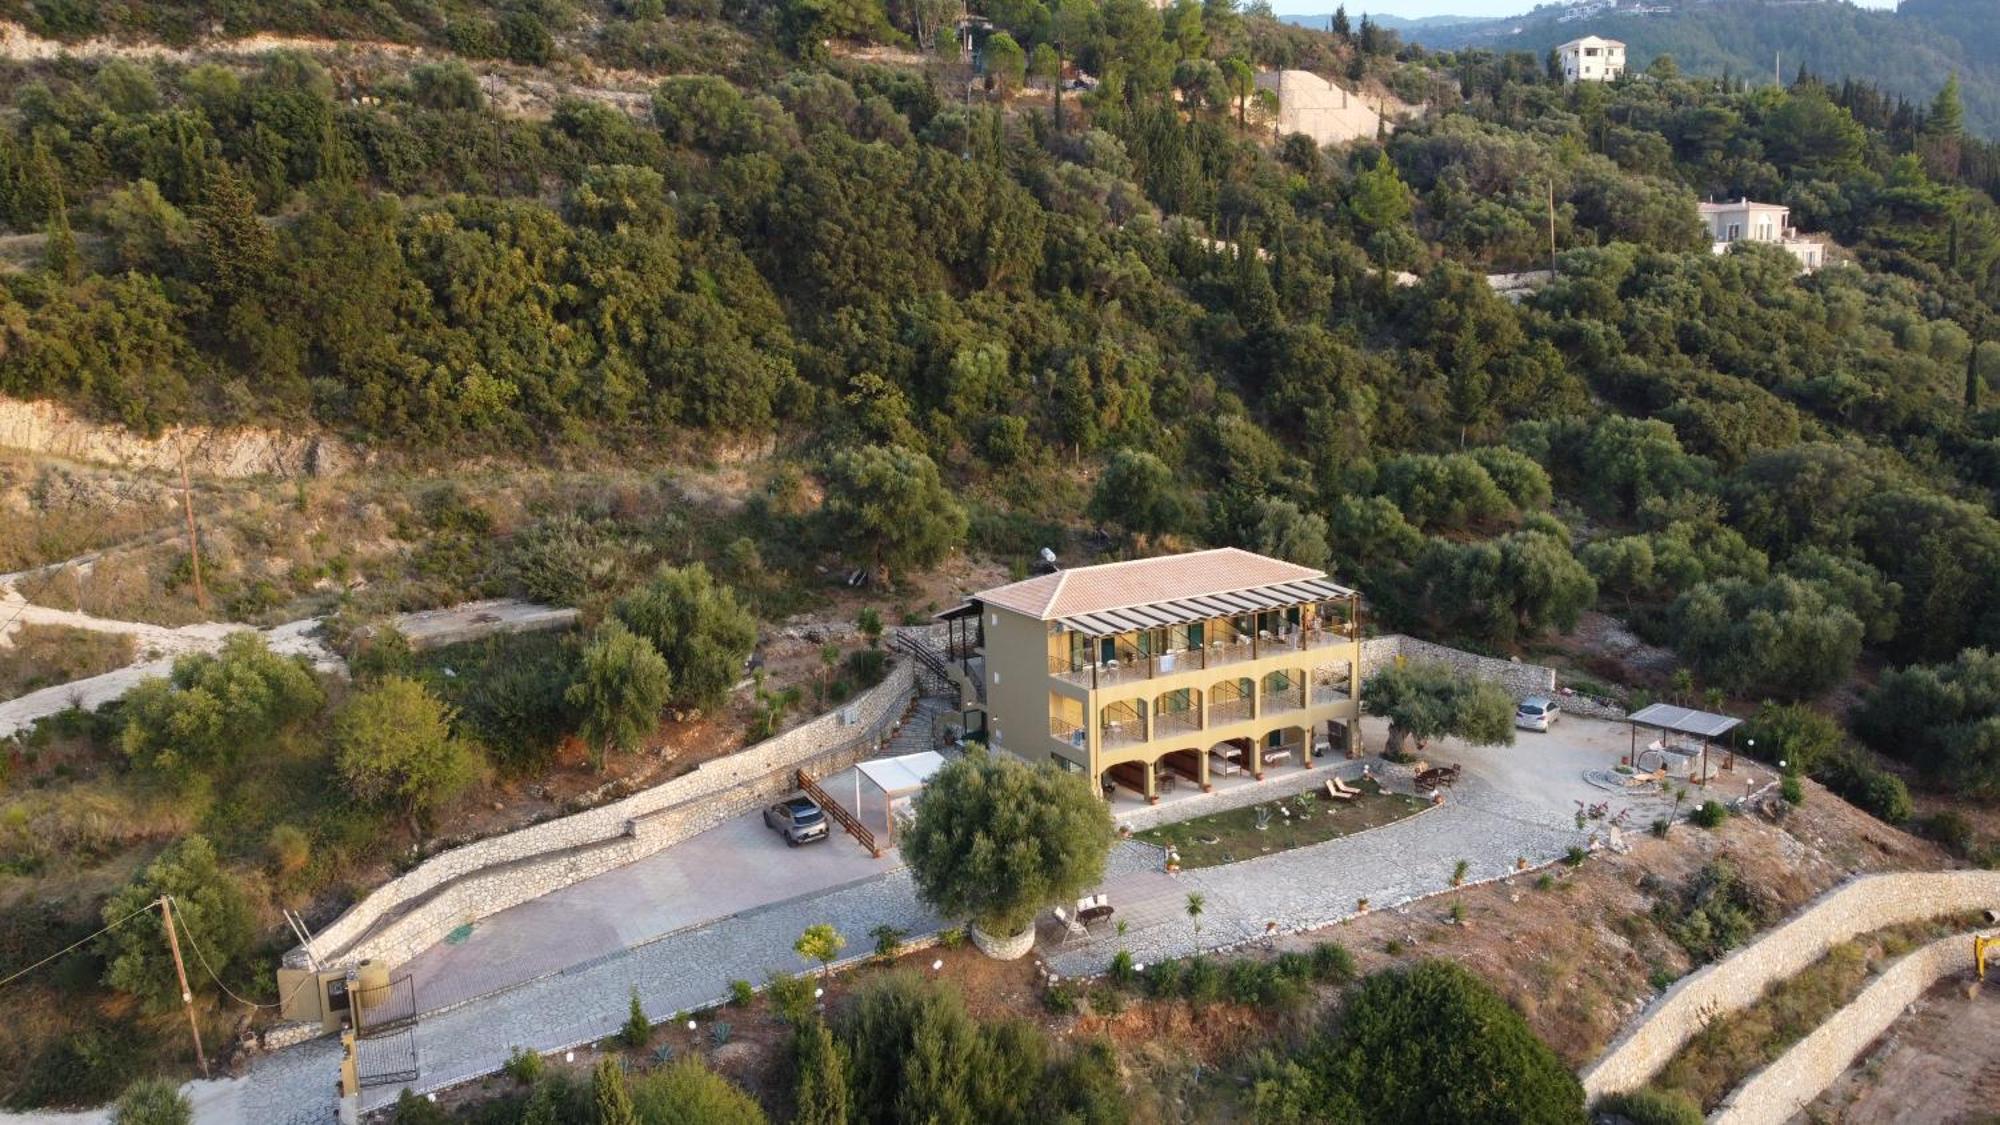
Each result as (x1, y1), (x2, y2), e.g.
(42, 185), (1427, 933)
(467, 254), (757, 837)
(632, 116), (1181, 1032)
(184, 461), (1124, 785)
(353, 973), (418, 1038)
(355, 1026), (420, 1089)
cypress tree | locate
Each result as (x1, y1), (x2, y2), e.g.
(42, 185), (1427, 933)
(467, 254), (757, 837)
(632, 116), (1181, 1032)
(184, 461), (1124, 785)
(791, 1017), (849, 1125)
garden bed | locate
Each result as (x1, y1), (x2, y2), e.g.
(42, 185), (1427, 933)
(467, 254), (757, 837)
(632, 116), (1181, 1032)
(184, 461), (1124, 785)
(1134, 781), (1429, 868)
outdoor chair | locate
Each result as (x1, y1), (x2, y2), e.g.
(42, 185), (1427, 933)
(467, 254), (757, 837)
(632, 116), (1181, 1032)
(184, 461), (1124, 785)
(1323, 779), (1356, 802)
(1052, 907), (1089, 945)
(1330, 775), (1362, 797)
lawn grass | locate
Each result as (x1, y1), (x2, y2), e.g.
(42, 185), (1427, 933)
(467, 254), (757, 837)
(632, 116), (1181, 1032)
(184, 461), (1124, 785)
(1134, 780), (1429, 868)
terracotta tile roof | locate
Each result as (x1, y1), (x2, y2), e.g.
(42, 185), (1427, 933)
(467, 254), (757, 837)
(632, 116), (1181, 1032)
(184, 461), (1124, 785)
(974, 548), (1327, 621)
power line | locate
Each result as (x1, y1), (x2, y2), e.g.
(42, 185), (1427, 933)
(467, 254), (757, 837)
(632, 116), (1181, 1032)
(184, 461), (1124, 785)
(168, 896), (317, 1013)
(0, 899), (158, 992)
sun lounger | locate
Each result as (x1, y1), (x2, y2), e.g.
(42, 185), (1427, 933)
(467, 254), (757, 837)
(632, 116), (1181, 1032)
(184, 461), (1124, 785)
(1324, 779), (1356, 801)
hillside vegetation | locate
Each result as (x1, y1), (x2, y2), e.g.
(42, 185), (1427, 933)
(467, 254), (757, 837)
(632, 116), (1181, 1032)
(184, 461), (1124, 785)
(0, 0), (1998, 1113)
(1401, 0), (2000, 139)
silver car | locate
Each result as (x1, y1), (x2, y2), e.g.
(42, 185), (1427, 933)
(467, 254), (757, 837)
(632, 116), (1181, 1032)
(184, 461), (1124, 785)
(763, 795), (829, 846)
(1515, 695), (1560, 732)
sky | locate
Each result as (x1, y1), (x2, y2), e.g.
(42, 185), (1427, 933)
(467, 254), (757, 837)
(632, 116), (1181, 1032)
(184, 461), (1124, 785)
(1267, 0), (1898, 19)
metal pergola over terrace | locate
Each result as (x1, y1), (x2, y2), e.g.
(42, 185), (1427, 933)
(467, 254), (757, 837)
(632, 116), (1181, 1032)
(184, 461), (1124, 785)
(1053, 577), (1357, 638)
(1625, 703), (1742, 786)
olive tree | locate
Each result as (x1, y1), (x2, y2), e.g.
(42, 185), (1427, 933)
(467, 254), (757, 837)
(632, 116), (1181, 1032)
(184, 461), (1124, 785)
(1360, 661), (1516, 759)
(333, 676), (481, 834)
(901, 750), (1114, 940)
(821, 443), (968, 587)
(100, 835), (251, 1011)
(567, 619), (672, 767)
(613, 563), (756, 710)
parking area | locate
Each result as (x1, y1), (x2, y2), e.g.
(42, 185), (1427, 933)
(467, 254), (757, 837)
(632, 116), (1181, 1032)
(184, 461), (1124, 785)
(402, 789), (898, 1013)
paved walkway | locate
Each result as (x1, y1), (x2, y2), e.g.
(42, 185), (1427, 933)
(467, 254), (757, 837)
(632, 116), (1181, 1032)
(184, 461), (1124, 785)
(204, 715), (1739, 1119)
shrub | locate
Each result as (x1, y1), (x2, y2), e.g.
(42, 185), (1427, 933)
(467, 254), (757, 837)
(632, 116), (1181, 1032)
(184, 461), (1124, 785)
(1145, 958), (1187, 999)
(621, 988), (651, 1048)
(937, 926), (966, 949)
(1690, 800), (1729, 829)
(1043, 981), (1079, 1014)
(1565, 846), (1588, 866)
(1183, 956), (1223, 1005)
(729, 979), (756, 1007)
(503, 1046), (545, 1085)
(1263, 961), (1585, 1124)
(1779, 773), (1804, 805)
(628, 1056), (766, 1124)
(870, 923), (907, 960)
(766, 970), (816, 1024)
(1228, 960), (1271, 1005)
(1742, 702), (1842, 775)
(1650, 816), (1671, 838)
(1309, 941), (1356, 983)
(1595, 1086), (1704, 1125)
(845, 648), (889, 688)
(709, 1021), (732, 1046)
(110, 1077), (191, 1125)
(119, 633), (324, 783)
(567, 620), (671, 767)
(1653, 861), (1770, 964)
(1917, 810), (1976, 856)
(1108, 949), (1135, 986)
(1816, 747), (1913, 823)
(1451, 859), (1470, 886)
(266, 824), (310, 875)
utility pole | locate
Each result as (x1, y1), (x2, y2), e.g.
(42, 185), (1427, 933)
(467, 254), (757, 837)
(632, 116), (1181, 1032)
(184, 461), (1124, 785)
(1547, 178), (1558, 278)
(160, 896), (211, 1080)
(179, 456), (207, 611)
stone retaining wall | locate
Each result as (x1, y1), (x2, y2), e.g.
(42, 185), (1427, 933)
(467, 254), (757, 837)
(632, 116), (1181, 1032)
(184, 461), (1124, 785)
(1579, 870), (2000, 1100)
(1359, 634), (1558, 700)
(1713, 927), (1998, 1125)
(293, 658), (916, 971)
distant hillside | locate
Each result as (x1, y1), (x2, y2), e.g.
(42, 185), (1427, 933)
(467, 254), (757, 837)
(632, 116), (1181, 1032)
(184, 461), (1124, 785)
(1396, 0), (2000, 137)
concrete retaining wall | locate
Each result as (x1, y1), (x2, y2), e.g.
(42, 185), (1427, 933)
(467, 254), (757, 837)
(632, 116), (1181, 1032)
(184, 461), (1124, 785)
(293, 658), (916, 971)
(1579, 870), (2000, 1100)
(1713, 927), (1997, 1125)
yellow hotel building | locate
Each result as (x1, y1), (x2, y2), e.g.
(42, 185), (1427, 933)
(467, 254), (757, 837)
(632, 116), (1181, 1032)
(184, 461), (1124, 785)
(937, 548), (1363, 804)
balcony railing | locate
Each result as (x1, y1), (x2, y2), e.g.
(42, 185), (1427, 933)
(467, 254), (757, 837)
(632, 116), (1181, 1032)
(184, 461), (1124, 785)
(1208, 697), (1253, 726)
(1050, 715), (1088, 751)
(1100, 718), (1148, 749)
(1049, 620), (1356, 689)
(1154, 708), (1202, 736)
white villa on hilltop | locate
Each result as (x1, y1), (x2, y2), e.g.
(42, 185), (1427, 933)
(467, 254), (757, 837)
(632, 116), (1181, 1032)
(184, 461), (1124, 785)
(1558, 36), (1626, 83)
(1699, 198), (1826, 273)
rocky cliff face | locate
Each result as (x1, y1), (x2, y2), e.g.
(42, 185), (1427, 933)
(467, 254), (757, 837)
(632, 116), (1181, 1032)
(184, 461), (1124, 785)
(0, 396), (353, 478)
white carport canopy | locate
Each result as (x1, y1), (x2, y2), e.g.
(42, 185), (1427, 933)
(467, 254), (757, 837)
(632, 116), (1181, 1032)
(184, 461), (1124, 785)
(854, 751), (948, 840)
(857, 751), (947, 796)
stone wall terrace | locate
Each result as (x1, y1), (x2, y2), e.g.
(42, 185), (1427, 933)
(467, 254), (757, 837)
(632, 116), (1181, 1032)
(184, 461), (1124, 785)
(293, 657), (916, 972)
(1579, 870), (2000, 1100)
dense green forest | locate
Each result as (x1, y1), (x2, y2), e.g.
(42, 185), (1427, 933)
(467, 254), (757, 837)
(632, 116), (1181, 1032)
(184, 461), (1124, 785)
(1399, 0), (2000, 139)
(0, 1), (1997, 680)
